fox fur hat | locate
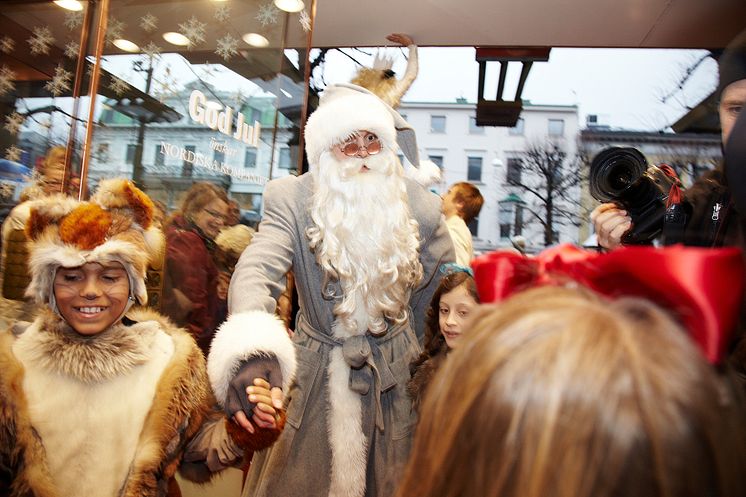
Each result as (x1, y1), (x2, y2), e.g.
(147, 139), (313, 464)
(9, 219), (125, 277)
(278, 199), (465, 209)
(24, 178), (164, 307)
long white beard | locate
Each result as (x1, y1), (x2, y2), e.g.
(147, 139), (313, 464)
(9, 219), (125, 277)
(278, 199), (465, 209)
(307, 149), (423, 335)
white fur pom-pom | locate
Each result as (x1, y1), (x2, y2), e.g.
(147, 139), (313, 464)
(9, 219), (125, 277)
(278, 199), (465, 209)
(406, 159), (441, 188)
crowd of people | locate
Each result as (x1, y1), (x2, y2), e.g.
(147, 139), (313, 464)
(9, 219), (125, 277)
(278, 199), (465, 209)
(0, 30), (744, 497)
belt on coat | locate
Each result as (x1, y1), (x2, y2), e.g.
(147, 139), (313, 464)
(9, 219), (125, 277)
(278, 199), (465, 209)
(295, 313), (406, 431)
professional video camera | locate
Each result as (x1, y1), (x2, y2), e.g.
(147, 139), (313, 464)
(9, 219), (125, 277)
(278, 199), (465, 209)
(589, 147), (679, 244)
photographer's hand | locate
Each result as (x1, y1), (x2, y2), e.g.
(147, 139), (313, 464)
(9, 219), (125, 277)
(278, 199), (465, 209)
(591, 203), (631, 250)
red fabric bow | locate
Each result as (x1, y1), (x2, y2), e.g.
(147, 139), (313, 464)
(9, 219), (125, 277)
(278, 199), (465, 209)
(471, 244), (744, 364)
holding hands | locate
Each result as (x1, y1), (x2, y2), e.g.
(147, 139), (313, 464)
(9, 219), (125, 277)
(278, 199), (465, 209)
(225, 356), (285, 434)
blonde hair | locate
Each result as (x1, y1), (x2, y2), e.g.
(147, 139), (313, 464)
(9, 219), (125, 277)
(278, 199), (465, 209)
(396, 286), (746, 497)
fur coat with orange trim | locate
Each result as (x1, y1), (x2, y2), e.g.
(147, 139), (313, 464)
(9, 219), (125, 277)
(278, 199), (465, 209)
(0, 307), (247, 497)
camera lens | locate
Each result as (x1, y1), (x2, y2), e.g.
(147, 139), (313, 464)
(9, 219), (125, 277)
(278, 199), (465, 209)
(590, 147), (648, 202)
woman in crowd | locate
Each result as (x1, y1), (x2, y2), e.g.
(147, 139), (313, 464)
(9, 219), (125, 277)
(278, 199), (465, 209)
(408, 264), (479, 412)
(396, 286), (746, 497)
(162, 181), (229, 356)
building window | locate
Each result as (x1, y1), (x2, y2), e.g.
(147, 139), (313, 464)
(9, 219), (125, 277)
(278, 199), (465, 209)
(244, 148), (257, 168)
(430, 115), (446, 133)
(96, 143), (109, 162)
(514, 204), (524, 236)
(506, 158), (522, 184)
(468, 116), (485, 134)
(125, 144), (137, 164)
(467, 156), (482, 182)
(154, 144), (164, 166)
(428, 155), (444, 169)
(278, 148), (291, 169)
(399, 113), (407, 122)
(509, 118), (525, 135)
(214, 148), (225, 164)
(397, 153), (406, 165)
(548, 118), (565, 136)
(182, 145), (195, 177)
(499, 202), (514, 239)
(249, 107), (262, 124)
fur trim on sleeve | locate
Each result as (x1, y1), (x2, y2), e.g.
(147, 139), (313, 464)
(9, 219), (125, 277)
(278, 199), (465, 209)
(207, 311), (297, 407)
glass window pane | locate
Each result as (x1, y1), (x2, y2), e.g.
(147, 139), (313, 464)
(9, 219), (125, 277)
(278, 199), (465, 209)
(467, 156), (482, 182)
(431, 115), (446, 133)
(509, 118), (525, 135)
(469, 116), (485, 134)
(548, 118), (565, 136)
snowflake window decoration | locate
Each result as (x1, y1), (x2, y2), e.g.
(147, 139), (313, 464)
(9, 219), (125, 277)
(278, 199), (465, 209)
(28, 26), (54, 56)
(64, 41), (79, 59)
(106, 18), (126, 45)
(216, 34), (239, 61)
(0, 182), (15, 201)
(4, 112), (24, 136)
(178, 16), (207, 49)
(64, 11), (83, 31)
(0, 65), (17, 97)
(214, 4), (231, 23)
(141, 41), (162, 60)
(140, 13), (158, 33)
(256, 3), (279, 26)
(0, 36), (15, 55)
(108, 76), (129, 97)
(299, 10), (311, 32)
(4, 145), (22, 163)
(44, 65), (73, 97)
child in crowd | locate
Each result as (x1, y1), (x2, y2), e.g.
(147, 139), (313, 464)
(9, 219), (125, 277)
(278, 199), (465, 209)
(0, 179), (286, 497)
(442, 182), (484, 266)
(408, 263), (479, 412)
(396, 286), (746, 497)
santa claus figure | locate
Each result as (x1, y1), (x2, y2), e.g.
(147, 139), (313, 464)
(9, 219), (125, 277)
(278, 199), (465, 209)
(207, 83), (455, 497)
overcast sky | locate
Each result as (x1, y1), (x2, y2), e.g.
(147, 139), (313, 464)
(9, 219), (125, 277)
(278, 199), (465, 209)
(318, 46), (719, 132)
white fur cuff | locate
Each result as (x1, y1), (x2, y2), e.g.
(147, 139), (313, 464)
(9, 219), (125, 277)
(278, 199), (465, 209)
(207, 311), (297, 407)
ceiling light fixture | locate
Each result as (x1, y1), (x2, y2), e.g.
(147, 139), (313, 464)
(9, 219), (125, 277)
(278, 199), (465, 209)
(54, 0), (83, 11)
(53, 0), (83, 11)
(162, 32), (190, 46)
(113, 39), (140, 53)
(274, 0), (304, 13)
(242, 33), (269, 48)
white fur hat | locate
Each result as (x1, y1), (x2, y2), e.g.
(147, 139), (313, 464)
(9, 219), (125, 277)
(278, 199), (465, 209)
(24, 178), (164, 306)
(304, 83), (430, 175)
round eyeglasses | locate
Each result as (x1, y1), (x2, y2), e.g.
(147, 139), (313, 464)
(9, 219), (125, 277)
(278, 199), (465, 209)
(340, 132), (382, 157)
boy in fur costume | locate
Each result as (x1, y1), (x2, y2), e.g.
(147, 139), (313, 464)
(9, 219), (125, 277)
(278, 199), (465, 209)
(207, 83), (454, 497)
(0, 178), (288, 497)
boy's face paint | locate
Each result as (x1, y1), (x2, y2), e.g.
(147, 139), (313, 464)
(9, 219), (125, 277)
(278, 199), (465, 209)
(53, 262), (130, 336)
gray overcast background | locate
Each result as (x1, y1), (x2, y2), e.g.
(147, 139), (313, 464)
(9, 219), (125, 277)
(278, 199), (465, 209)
(318, 46), (718, 132)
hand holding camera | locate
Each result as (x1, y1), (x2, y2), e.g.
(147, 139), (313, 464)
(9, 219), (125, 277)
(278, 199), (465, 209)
(590, 147), (680, 246)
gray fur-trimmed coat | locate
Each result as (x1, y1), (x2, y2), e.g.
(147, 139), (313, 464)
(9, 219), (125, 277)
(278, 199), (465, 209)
(207, 172), (455, 497)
